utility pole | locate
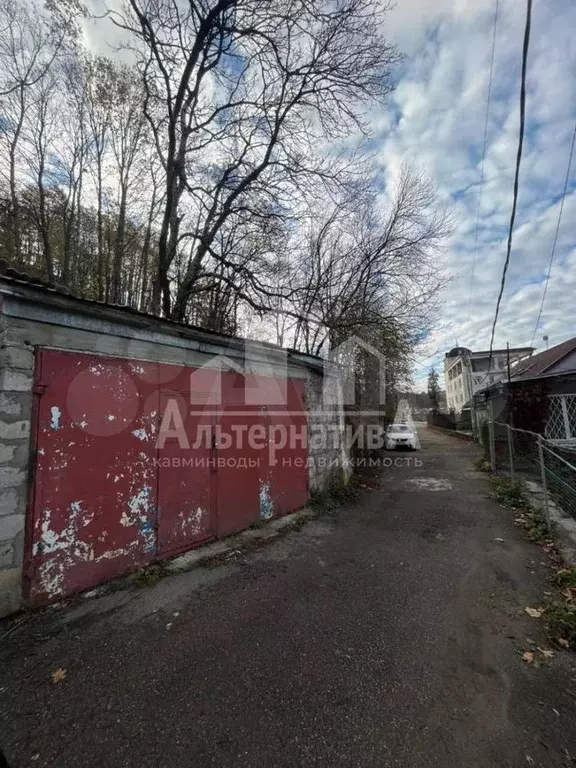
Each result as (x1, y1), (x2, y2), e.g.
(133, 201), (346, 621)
(507, 341), (514, 428)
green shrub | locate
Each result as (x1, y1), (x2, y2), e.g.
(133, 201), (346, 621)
(545, 601), (576, 648)
(489, 476), (528, 509)
(553, 568), (576, 589)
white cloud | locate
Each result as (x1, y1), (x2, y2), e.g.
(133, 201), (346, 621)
(81, 0), (576, 393)
(378, 0), (576, 390)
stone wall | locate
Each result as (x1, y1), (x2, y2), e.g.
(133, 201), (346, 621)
(305, 363), (349, 493)
(0, 277), (348, 616)
(0, 313), (34, 616)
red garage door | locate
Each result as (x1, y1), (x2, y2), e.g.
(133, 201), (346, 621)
(25, 349), (308, 604)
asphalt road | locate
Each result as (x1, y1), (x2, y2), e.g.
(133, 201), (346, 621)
(2, 427), (576, 767)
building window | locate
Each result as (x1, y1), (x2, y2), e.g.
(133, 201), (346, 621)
(546, 395), (576, 441)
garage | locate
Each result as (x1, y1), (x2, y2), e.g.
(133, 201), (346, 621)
(26, 348), (309, 603)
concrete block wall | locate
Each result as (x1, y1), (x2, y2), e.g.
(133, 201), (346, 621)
(0, 317), (34, 616)
(306, 367), (349, 493)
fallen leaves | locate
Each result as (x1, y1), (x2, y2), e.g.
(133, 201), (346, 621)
(525, 606), (545, 618)
(520, 647), (555, 664)
(556, 637), (570, 649)
(51, 668), (66, 684)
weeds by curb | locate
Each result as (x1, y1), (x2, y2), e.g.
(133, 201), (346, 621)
(489, 474), (576, 650)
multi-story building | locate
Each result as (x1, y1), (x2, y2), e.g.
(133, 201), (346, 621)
(444, 346), (534, 413)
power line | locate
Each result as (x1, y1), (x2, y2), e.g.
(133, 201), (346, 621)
(468, 0), (500, 322)
(530, 120), (576, 348)
(487, 0), (533, 373)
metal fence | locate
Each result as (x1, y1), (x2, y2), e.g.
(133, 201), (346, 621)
(490, 421), (576, 521)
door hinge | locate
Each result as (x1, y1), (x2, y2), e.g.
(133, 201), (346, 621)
(33, 383), (46, 395)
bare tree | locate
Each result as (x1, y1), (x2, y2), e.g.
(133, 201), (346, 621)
(111, 0), (400, 319)
(0, 0), (450, 386)
(0, 0), (69, 264)
(108, 64), (147, 303)
(289, 165), (452, 356)
(84, 56), (114, 300)
(57, 53), (90, 287)
(24, 71), (59, 280)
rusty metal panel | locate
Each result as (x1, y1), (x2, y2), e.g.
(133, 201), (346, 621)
(216, 406), (270, 536)
(216, 372), (308, 534)
(27, 350), (160, 603)
(154, 362), (221, 554)
(268, 378), (309, 517)
(27, 352), (310, 604)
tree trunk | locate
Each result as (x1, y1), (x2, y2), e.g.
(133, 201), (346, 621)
(111, 182), (128, 303)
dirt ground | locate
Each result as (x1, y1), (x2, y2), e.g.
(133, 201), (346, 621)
(1, 426), (576, 767)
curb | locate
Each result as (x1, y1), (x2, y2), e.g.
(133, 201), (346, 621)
(427, 425), (474, 442)
(165, 508), (317, 573)
(523, 480), (576, 567)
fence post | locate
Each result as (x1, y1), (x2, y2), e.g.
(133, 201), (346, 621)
(537, 434), (550, 524)
(489, 420), (496, 472)
(507, 424), (515, 483)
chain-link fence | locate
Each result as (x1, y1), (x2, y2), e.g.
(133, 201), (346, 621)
(490, 421), (576, 520)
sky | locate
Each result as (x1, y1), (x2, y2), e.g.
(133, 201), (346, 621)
(83, 0), (576, 392)
(376, 0), (576, 390)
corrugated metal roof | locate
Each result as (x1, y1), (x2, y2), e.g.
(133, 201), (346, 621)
(512, 337), (576, 379)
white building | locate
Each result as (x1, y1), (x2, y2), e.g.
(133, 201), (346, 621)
(444, 346), (533, 413)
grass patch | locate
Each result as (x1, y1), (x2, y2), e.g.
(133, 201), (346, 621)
(553, 568), (576, 589)
(515, 505), (551, 543)
(544, 601), (576, 649)
(130, 564), (167, 587)
(488, 476), (529, 510)
(525, 512), (550, 543)
(489, 475), (552, 543)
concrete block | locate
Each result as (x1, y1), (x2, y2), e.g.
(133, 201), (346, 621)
(0, 488), (18, 517)
(0, 369), (32, 392)
(0, 444), (15, 463)
(13, 442), (31, 467)
(0, 539), (14, 568)
(0, 467), (26, 489)
(12, 528), (24, 564)
(0, 566), (22, 618)
(0, 393), (22, 417)
(0, 419), (30, 440)
(0, 513), (24, 540)
(0, 345), (34, 371)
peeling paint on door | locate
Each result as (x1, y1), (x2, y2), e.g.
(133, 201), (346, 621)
(27, 350), (310, 605)
(50, 406), (61, 430)
(259, 480), (274, 520)
(28, 350), (160, 604)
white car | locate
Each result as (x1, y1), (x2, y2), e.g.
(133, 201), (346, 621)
(385, 423), (418, 450)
